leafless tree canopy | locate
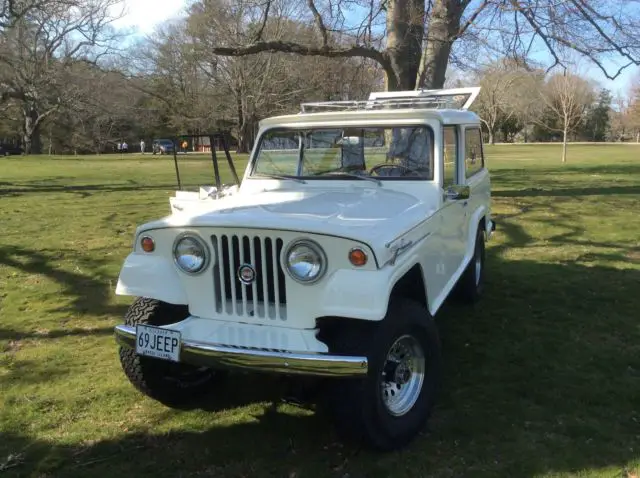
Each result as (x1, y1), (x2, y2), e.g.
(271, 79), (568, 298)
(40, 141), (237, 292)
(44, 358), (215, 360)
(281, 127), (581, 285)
(1, 0), (639, 154)
(539, 72), (595, 162)
(203, 0), (640, 91)
(471, 58), (545, 144)
(129, 1), (383, 151)
(0, 0), (125, 152)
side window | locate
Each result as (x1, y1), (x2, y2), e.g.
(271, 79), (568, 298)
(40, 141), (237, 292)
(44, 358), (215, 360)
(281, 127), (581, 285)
(464, 127), (484, 178)
(443, 126), (458, 188)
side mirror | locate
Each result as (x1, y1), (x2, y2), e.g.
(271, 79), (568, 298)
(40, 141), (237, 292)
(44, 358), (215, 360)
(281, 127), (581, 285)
(445, 184), (470, 200)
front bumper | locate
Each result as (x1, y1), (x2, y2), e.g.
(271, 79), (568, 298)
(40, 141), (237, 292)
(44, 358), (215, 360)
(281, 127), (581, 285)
(114, 325), (368, 378)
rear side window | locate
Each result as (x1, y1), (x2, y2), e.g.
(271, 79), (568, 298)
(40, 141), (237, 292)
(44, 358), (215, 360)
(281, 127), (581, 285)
(464, 127), (484, 178)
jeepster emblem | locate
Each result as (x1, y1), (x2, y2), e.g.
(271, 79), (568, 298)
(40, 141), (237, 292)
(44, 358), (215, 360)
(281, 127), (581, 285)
(237, 264), (256, 285)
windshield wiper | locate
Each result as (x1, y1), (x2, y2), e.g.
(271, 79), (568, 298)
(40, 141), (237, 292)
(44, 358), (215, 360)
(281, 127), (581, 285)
(253, 173), (307, 184)
(315, 170), (382, 186)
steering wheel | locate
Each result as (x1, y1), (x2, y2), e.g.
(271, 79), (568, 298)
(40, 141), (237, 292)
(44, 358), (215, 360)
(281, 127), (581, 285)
(369, 163), (423, 177)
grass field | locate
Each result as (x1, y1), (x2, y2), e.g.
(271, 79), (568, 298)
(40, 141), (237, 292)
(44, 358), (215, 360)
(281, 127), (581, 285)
(1, 144), (639, 477)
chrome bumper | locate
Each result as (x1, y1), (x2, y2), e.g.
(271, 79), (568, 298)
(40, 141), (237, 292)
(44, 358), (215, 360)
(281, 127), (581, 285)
(114, 325), (368, 378)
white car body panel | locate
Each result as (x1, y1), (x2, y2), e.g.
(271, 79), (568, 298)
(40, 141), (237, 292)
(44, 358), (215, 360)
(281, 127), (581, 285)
(116, 253), (188, 304)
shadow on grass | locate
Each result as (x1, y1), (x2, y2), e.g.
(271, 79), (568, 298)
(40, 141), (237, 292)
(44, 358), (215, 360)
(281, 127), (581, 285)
(0, 181), (175, 198)
(490, 181), (638, 258)
(0, 326), (115, 342)
(490, 162), (640, 197)
(0, 245), (128, 318)
(491, 162), (640, 178)
(493, 184), (640, 198)
(0, 357), (74, 387)
(2, 258), (639, 477)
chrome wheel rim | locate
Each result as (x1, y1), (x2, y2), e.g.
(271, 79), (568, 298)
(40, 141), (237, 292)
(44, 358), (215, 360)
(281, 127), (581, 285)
(475, 248), (482, 286)
(381, 334), (425, 417)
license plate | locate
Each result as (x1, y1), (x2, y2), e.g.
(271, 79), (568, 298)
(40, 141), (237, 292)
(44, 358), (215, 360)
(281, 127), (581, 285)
(135, 325), (181, 362)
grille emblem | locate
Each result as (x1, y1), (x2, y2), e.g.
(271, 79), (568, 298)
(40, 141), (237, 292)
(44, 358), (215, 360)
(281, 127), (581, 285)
(237, 264), (256, 285)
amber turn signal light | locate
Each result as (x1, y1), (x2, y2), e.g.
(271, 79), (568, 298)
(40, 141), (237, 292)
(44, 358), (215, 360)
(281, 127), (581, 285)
(348, 247), (367, 266)
(141, 236), (155, 252)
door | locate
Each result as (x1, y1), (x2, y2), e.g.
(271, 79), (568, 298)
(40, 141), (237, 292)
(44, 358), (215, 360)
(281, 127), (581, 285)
(427, 125), (467, 306)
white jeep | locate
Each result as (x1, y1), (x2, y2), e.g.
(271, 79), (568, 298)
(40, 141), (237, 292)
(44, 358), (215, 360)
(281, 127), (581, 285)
(113, 87), (495, 451)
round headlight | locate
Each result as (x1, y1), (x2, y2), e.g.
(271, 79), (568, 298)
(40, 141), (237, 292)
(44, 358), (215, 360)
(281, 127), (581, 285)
(173, 235), (209, 274)
(285, 240), (326, 283)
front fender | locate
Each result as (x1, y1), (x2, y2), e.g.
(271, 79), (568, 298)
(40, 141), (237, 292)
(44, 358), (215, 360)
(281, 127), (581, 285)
(115, 253), (188, 305)
(316, 257), (420, 321)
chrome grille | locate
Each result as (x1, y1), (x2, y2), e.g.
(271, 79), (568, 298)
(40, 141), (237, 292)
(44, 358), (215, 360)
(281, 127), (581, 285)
(212, 234), (287, 320)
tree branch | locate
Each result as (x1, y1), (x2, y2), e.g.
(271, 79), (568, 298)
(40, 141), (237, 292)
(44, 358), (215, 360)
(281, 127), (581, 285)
(253, 0), (271, 42)
(456, 0), (490, 39)
(307, 0), (328, 47)
(1, 88), (25, 103)
(508, 0), (562, 72)
(33, 104), (60, 129)
(211, 41), (386, 65)
(570, 0), (639, 68)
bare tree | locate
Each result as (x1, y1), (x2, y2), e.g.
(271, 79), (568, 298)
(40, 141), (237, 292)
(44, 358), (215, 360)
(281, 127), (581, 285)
(540, 72), (595, 162)
(196, 0), (640, 93)
(472, 59), (540, 144)
(509, 70), (546, 143)
(630, 80), (640, 143)
(0, 0), (125, 153)
(608, 93), (633, 142)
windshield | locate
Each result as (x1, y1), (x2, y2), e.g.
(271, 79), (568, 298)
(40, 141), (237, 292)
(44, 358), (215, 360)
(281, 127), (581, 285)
(250, 126), (434, 180)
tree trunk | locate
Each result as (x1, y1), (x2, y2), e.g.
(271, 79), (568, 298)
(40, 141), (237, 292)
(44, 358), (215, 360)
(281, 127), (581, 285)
(48, 123), (52, 155)
(384, 0), (425, 91)
(415, 0), (463, 89)
(237, 117), (254, 154)
(562, 127), (568, 163)
(23, 106), (42, 155)
(488, 130), (495, 145)
(235, 94), (250, 154)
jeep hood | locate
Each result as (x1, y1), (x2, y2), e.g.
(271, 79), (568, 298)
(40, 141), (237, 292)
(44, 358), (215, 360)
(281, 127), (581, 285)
(141, 186), (435, 251)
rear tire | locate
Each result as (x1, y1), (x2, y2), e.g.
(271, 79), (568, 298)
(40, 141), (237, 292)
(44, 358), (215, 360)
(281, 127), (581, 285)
(118, 297), (223, 407)
(322, 298), (441, 451)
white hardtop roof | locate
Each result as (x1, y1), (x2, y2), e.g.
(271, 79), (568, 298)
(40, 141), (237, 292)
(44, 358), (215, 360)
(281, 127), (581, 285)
(259, 87), (481, 129)
(259, 108), (480, 128)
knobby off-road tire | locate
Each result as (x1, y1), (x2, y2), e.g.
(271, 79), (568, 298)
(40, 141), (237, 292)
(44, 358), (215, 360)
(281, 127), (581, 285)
(322, 298), (442, 451)
(119, 297), (223, 407)
(454, 225), (486, 304)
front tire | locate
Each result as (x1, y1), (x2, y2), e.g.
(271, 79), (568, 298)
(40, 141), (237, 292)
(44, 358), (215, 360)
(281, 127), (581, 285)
(118, 297), (223, 407)
(322, 298), (442, 451)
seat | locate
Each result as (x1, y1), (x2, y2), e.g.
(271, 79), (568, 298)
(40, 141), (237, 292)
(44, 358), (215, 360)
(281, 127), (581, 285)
(384, 127), (431, 176)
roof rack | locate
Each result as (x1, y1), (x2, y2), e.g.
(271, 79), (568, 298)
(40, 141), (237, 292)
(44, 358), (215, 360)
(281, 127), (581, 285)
(300, 87), (481, 113)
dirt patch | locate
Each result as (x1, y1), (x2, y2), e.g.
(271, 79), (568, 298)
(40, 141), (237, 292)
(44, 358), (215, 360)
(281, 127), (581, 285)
(625, 247), (640, 263)
(2, 340), (22, 353)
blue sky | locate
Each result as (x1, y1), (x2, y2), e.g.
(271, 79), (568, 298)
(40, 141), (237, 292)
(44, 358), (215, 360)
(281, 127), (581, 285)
(578, 63), (637, 97)
(113, 0), (638, 96)
(112, 0), (186, 34)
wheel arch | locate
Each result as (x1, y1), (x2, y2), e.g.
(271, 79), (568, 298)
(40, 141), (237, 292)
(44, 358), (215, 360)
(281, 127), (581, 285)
(390, 263), (429, 311)
(463, 207), (487, 267)
(315, 262), (431, 345)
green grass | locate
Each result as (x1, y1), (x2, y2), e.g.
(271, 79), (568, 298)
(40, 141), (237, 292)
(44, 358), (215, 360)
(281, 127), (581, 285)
(1, 144), (639, 477)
